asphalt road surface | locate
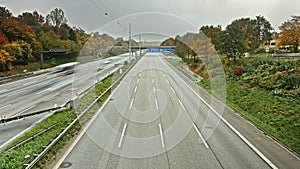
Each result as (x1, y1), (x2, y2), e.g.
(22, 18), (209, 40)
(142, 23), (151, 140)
(54, 53), (273, 169)
(0, 54), (130, 149)
(0, 54), (129, 118)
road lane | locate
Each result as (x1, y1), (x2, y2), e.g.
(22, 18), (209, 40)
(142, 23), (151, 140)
(55, 53), (272, 169)
(0, 54), (130, 118)
(0, 54), (131, 149)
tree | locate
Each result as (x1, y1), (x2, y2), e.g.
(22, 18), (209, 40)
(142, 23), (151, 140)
(160, 38), (175, 46)
(0, 17), (36, 43)
(220, 24), (246, 61)
(0, 49), (12, 71)
(191, 36), (215, 64)
(175, 40), (189, 61)
(0, 16), (41, 59)
(18, 11), (44, 34)
(200, 25), (222, 51)
(0, 31), (8, 45)
(46, 8), (67, 31)
(18, 11), (44, 26)
(230, 18), (257, 51)
(69, 28), (77, 42)
(4, 41), (33, 65)
(227, 16), (273, 52)
(255, 15), (273, 45)
(74, 27), (90, 48)
(58, 23), (71, 40)
(278, 15), (300, 53)
(0, 6), (12, 19)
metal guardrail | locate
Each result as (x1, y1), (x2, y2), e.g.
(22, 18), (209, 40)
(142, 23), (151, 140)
(24, 55), (141, 169)
(0, 61), (126, 125)
(272, 53), (300, 58)
(0, 107), (62, 124)
(0, 69), (51, 85)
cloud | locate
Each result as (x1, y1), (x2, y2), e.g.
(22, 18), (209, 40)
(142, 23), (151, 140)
(2, 0), (300, 32)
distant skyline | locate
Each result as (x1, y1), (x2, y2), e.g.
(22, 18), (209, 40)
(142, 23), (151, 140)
(1, 0), (299, 37)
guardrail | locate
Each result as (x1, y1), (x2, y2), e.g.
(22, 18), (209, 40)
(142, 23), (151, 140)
(272, 53), (300, 58)
(0, 69), (50, 85)
(23, 55), (141, 169)
(0, 107), (63, 124)
(0, 61), (127, 125)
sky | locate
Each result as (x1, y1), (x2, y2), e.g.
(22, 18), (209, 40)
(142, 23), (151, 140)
(1, 0), (300, 39)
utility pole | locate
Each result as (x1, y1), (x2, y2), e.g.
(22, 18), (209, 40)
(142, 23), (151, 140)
(139, 34), (141, 57)
(129, 22), (132, 59)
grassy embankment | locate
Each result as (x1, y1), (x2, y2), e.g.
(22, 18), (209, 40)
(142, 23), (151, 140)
(197, 57), (300, 155)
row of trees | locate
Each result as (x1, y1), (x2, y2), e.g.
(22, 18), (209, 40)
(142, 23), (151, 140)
(162, 15), (300, 62)
(0, 7), (91, 71)
(0, 6), (137, 72)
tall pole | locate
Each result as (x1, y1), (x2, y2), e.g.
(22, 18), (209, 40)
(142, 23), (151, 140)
(139, 34), (141, 57)
(40, 52), (44, 69)
(129, 22), (131, 59)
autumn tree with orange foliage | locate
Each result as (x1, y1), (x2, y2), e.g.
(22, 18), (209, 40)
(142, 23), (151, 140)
(278, 15), (300, 53)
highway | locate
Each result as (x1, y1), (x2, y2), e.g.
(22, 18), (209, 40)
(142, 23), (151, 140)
(55, 53), (272, 169)
(0, 54), (130, 149)
(0, 54), (129, 118)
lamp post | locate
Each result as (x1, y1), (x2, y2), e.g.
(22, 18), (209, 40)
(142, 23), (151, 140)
(129, 22), (132, 60)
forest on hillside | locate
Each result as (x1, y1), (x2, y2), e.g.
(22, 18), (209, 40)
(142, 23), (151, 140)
(0, 6), (136, 75)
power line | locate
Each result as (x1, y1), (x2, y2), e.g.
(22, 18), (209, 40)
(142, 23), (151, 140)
(88, 0), (106, 14)
(88, 0), (128, 37)
(98, 0), (108, 11)
(88, 0), (115, 20)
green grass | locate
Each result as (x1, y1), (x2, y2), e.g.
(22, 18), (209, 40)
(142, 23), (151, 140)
(165, 54), (300, 157)
(223, 81), (300, 155)
(199, 57), (300, 156)
(0, 109), (76, 169)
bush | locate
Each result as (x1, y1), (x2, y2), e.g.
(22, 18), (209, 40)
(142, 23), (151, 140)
(234, 66), (243, 76)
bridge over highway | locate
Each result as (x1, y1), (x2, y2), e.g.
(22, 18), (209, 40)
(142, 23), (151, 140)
(109, 45), (175, 52)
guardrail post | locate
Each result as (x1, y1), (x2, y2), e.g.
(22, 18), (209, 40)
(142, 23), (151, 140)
(70, 97), (80, 112)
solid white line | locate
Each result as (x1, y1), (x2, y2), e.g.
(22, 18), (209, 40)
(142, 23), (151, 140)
(160, 57), (278, 169)
(118, 123), (127, 148)
(171, 86), (175, 94)
(0, 89), (8, 93)
(159, 123), (165, 148)
(166, 79), (170, 84)
(8, 90), (26, 97)
(0, 104), (11, 110)
(193, 124), (209, 149)
(155, 99), (159, 110)
(134, 86), (138, 93)
(178, 99), (186, 111)
(0, 113), (53, 150)
(51, 56), (140, 162)
(44, 93), (60, 101)
(129, 99), (134, 110)
(36, 88), (51, 95)
(22, 81), (36, 86)
(53, 62), (125, 169)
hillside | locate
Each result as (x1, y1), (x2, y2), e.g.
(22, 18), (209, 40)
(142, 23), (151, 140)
(198, 57), (300, 155)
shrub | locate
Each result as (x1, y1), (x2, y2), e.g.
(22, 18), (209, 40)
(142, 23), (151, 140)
(234, 66), (243, 76)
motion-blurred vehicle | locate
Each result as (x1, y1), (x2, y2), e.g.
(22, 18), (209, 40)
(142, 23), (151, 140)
(50, 62), (79, 75)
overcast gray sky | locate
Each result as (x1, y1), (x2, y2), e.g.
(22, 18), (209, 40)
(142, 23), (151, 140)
(1, 0), (299, 38)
